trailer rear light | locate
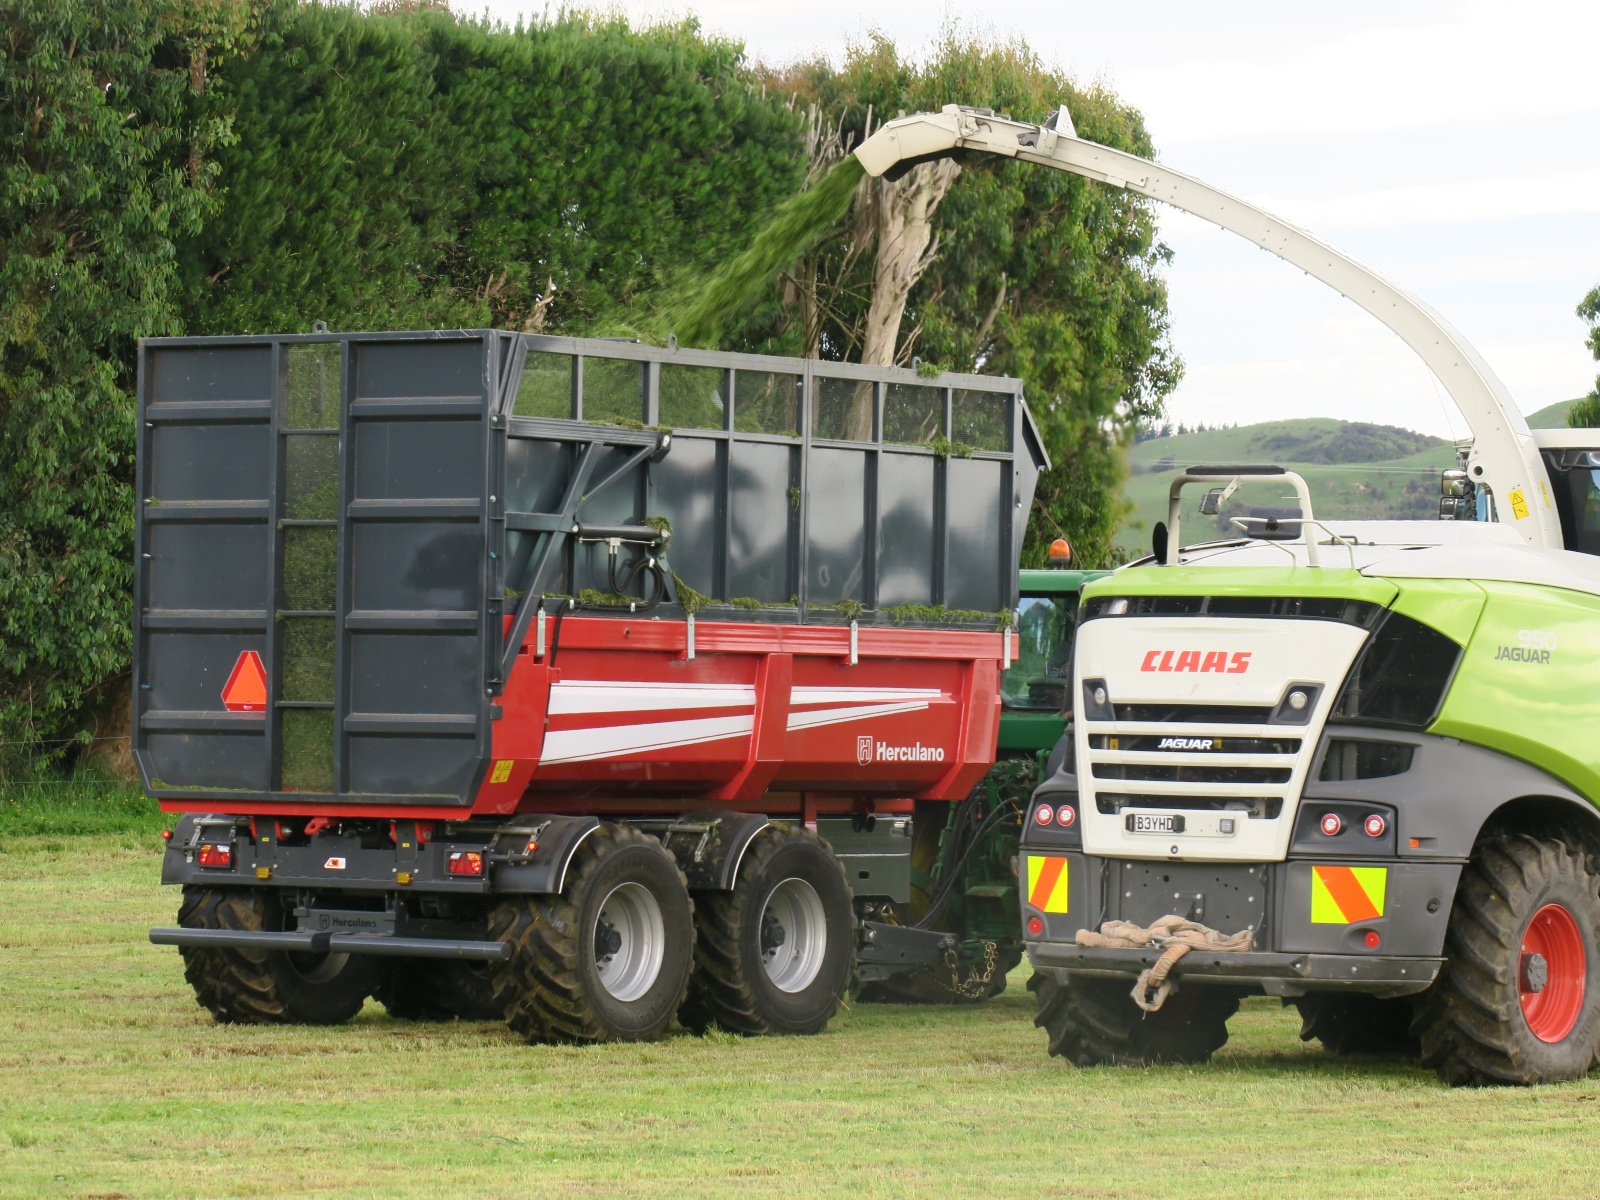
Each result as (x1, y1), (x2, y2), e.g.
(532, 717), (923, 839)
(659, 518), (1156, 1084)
(1055, 804), (1076, 827)
(1319, 813), (1342, 837)
(1034, 803), (1054, 826)
(1363, 814), (1387, 838)
(1363, 930), (1381, 950)
(161, 829), (173, 842)
(196, 843), (232, 869)
(1026, 916), (1044, 936)
(447, 851), (485, 877)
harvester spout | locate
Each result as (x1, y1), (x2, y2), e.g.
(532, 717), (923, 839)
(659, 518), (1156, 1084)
(852, 103), (1561, 549)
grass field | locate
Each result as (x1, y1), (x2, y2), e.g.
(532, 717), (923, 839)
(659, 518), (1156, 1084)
(5, 789), (1600, 1199)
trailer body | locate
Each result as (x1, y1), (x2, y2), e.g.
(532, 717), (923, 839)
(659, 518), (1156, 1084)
(139, 330), (1047, 1040)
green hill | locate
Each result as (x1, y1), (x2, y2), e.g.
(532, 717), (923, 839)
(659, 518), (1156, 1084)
(1120, 418), (1456, 550)
(1526, 399), (1576, 428)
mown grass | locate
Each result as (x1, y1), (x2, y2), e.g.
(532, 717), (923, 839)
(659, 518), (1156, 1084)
(4, 791), (1600, 1198)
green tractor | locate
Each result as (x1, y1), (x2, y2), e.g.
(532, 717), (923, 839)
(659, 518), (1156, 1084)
(861, 560), (1106, 1002)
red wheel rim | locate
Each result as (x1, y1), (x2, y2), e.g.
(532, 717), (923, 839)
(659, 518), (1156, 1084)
(1520, 903), (1586, 1043)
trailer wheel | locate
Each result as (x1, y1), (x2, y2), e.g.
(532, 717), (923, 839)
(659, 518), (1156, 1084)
(1030, 971), (1239, 1066)
(373, 960), (502, 1022)
(489, 823), (694, 1043)
(1416, 834), (1600, 1086)
(177, 886), (377, 1025)
(1289, 994), (1419, 1057)
(679, 825), (855, 1036)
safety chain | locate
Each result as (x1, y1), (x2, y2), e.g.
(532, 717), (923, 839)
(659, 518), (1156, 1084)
(942, 938), (1000, 1000)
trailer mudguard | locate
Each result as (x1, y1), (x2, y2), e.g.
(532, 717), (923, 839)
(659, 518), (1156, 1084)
(651, 811), (772, 891)
(490, 815), (602, 895)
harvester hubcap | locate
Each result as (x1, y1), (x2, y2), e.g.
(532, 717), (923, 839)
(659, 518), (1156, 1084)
(1520, 903), (1585, 1043)
(593, 882), (665, 1002)
(759, 877), (826, 994)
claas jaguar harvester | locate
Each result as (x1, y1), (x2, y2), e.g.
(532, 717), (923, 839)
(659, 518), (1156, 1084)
(139, 332), (1047, 1041)
(855, 104), (1600, 1085)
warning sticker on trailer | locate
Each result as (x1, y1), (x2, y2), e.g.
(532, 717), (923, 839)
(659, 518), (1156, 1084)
(489, 760), (515, 784)
(1310, 865), (1387, 924)
(1026, 855), (1070, 914)
(1508, 488), (1529, 520)
(221, 650), (268, 714)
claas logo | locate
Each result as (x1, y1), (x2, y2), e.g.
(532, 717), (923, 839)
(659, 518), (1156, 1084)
(1140, 649), (1251, 674)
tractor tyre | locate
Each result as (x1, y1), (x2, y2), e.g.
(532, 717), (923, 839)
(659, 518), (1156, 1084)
(373, 959), (502, 1022)
(1415, 834), (1600, 1086)
(488, 823), (694, 1044)
(680, 824), (855, 1036)
(1031, 971), (1239, 1066)
(177, 886), (377, 1025)
(1289, 993), (1419, 1057)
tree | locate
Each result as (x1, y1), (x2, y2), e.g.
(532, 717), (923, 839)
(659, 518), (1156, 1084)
(0, 0), (241, 774)
(1569, 285), (1600, 428)
(756, 31), (1181, 566)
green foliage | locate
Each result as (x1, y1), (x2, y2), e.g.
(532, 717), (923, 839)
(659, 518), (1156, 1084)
(881, 604), (1003, 627)
(0, 8), (1178, 772)
(669, 573), (715, 615)
(759, 31), (1180, 566)
(175, 1), (483, 333)
(1569, 284), (1600, 427)
(668, 157), (865, 348)
(0, 0), (238, 774)
(0, 770), (159, 840)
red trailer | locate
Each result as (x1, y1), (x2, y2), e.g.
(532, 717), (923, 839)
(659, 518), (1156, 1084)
(140, 330), (1045, 1041)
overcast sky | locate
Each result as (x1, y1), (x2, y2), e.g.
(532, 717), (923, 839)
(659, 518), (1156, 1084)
(465, 0), (1600, 437)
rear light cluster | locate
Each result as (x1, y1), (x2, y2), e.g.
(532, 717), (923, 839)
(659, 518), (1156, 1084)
(446, 851), (485, 877)
(196, 843), (232, 869)
(1316, 811), (1386, 838)
(1033, 803), (1076, 828)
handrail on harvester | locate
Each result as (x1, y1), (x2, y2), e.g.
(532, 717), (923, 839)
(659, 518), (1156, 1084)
(853, 104), (1561, 549)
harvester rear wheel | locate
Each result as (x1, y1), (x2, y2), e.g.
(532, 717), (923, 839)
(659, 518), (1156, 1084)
(374, 959), (501, 1022)
(489, 823), (694, 1044)
(1031, 971), (1239, 1066)
(177, 886), (377, 1025)
(1289, 993), (1418, 1057)
(680, 825), (854, 1036)
(1415, 833), (1600, 1086)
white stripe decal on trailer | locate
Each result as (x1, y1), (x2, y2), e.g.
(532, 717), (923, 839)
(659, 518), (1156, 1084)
(541, 713), (756, 764)
(548, 681), (940, 717)
(790, 686), (943, 706)
(785, 701), (932, 730)
(549, 681), (756, 716)
(539, 701), (936, 764)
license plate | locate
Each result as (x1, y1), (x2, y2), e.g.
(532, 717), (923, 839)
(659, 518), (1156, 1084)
(1126, 813), (1185, 835)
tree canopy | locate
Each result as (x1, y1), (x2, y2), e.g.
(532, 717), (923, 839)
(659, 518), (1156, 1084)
(1569, 285), (1600, 427)
(0, 2), (1176, 770)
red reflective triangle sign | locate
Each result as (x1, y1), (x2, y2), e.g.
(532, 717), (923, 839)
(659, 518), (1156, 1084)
(221, 650), (268, 713)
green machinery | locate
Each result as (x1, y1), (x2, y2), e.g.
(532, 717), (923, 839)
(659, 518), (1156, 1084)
(863, 564), (1106, 1002)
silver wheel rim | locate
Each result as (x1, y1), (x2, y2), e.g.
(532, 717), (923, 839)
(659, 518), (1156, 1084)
(593, 882), (666, 1002)
(760, 877), (827, 993)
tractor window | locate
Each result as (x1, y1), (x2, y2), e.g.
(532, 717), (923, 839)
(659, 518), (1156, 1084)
(1002, 594), (1076, 712)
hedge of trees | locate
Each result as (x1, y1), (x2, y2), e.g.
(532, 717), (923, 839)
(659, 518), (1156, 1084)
(1, 1), (1177, 772)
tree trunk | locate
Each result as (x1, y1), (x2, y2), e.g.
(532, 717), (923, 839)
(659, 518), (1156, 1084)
(844, 159), (961, 438)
